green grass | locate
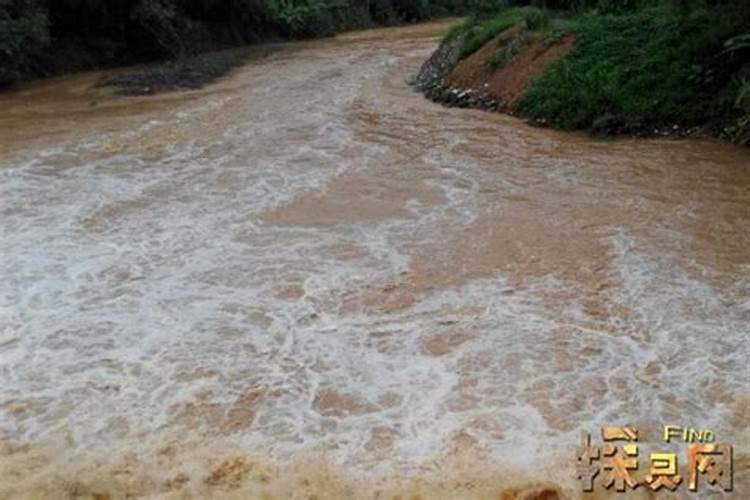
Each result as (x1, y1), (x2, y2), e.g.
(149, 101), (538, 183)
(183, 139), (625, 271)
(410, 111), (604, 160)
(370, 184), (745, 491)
(516, 6), (750, 135)
(450, 9), (525, 57)
(522, 7), (550, 31)
(440, 2), (750, 141)
(443, 20), (469, 42)
(449, 7), (570, 72)
(447, 7), (573, 60)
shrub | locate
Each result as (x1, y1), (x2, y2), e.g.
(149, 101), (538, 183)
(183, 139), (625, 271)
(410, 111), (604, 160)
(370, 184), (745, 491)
(724, 74), (750, 144)
(130, 0), (185, 58)
(2, 0), (495, 84)
(395, 0), (432, 21)
(522, 6), (549, 30)
(460, 8), (524, 56)
(0, 0), (49, 84)
(517, 6), (749, 134)
(263, 0), (332, 37)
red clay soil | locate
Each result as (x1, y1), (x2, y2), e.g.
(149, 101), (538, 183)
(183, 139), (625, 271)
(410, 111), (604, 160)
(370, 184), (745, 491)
(445, 27), (575, 109)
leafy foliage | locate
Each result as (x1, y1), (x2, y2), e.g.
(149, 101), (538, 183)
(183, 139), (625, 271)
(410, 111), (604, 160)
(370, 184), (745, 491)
(522, 7), (549, 30)
(0, 0), (48, 83)
(131, 0), (185, 58)
(724, 34), (750, 54)
(0, 0), (492, 85)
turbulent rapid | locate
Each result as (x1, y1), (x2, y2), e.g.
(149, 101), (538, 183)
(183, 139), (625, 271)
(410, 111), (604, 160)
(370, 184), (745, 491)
(0, 21), (748, 499)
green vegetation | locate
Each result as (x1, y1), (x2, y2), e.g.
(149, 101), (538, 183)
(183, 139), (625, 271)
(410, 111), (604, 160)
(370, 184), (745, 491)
(0, 0), (503, 86)
(724, 34), (750, 140)
(522, 7), (550, 31)
(518, 4), (750, 139)
(450, 6), (571, 59)
(444, 1), (750, 142)
(461, 9), (525, 57)
(0, 0), (48, 83)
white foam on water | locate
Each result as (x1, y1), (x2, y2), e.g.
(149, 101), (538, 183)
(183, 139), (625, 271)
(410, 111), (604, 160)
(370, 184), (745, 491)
(0, 24), (748, 498)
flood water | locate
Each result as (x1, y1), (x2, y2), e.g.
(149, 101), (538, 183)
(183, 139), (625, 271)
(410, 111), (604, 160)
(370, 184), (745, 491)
(0, 21), (748, 499)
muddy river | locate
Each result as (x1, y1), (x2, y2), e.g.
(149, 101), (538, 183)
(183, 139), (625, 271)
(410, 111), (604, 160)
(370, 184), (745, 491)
(0, 21), (748, 499)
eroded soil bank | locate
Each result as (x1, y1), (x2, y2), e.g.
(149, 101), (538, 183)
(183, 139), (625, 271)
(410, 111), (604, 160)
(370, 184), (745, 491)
(412, 16), (740, 140)
(413, 26), (573, 115)
(1, 21), (749, 499)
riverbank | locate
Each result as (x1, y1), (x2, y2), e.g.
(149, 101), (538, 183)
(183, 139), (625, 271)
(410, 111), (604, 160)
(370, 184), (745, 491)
(414, 5), (750, 144)
(98, 45), (281, 96)
(0, 0), (505, 90)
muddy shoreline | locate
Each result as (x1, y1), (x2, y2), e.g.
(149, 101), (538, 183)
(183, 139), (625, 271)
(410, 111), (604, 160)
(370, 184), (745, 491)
(96, 45), (283, 96)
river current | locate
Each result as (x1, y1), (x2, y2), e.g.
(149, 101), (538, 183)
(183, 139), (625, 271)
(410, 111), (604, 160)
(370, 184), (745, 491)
(0, 21), (748, 499)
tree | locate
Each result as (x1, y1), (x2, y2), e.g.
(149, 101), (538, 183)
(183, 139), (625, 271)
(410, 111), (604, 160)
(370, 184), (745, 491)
(0, 0), (48, 84)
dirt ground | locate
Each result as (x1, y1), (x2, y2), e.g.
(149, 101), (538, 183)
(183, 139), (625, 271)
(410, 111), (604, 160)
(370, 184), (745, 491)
(444, 27), (575, 109)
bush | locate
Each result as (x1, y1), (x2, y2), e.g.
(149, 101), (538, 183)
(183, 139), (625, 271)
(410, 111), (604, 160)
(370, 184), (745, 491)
(460, 8), (524, 56)
(263, 0), (333, 37)
(131, 0), (185, 58)
(724, 73), (750, 143)
(522, 6), (549, 30)
(1, 0), (498, 84)
(517, 6), (750, 134)
(396, 0), (433, 21)
(0, 0), (49, 84)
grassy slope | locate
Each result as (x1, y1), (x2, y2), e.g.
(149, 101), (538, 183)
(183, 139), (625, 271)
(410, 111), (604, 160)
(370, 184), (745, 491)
(456, 10), (525, 56)
(518, 8), (747, 136)
(444, 6), (750, 142)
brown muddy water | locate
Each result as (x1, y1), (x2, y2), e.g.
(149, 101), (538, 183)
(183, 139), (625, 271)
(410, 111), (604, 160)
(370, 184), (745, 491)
(0, 21), (749, 500)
